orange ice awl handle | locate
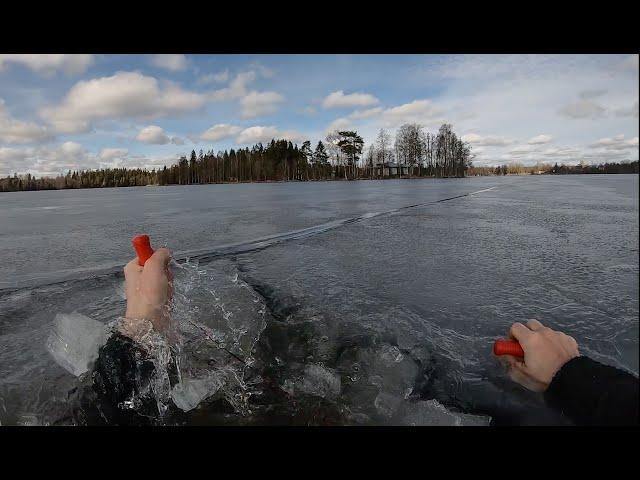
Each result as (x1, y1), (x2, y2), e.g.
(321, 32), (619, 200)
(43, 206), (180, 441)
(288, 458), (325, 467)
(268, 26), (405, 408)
(494, 339), (525, 358)
(132, 235), (154, 266)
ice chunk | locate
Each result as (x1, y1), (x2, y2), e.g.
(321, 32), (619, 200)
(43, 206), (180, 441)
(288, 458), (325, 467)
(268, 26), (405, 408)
(17, 414), (44, 426)
(400, 399), (491, 426)
(374, 392), (402, 417)
(170, 260), (267, 359)
(166, 260), (268, 415)
(297, 364), (341, 400)
(281, 379), (295, 396)
(171, 375), (225, 412)
(46, 313), (108, 377)
(378, 345), (404, 365)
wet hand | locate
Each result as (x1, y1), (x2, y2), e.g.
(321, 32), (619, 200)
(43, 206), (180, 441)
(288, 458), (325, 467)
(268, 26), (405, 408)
(499, 319), (579, 392)
(124, 247), (173, 330)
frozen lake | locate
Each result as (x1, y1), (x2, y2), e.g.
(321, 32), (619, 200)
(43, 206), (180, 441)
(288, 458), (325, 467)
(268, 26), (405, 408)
(0, 175), (637, 425)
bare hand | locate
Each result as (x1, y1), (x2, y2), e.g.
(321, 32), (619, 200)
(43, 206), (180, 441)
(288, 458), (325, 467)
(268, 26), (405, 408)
(124, 247), (173, 331)
(499, 319), (579, 392)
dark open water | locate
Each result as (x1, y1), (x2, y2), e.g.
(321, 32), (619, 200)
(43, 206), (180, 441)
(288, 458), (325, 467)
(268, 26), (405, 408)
(0, 175), (637, 425)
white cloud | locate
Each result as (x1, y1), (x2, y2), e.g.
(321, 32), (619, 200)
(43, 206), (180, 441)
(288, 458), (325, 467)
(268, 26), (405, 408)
(59, 141), (86, 158)
(322, 90), (379, 109)
(481, 135), (638, 168)
(579, 89), (607, 100)
(201, 124), (242, 142)
(26, 141), (90, 176)
(197, 70), (230, 85)
(325, 117), (355, 134)
(277, 130), (307, 144)
(251, 63), (275, 78)
(615, 100), (639, 118)
(240, 91), (284, 118)
(0, 147), (30, 175)
(0, 54), (93, 76)
(40, 71), (206, 133)
(235, 126), (280, 144)
(150, 54), (188, 72)
(540, 147), (581, 157)
(207, 71), (256, 102)
(488, 144), (583, 164)
(416, 54), (638, 165)
(462, 133), (514, 146)
(558, 98), (606, 119)
(0, 142), (178, 177)
(321, 99), (443, 144)
(581, 150), (638, 162)
(214, 70), (230, 82)
(136, 125), (170, 144)
(171, 137), (185, 145)
(235, 126), (305, 145)
(0, 99), (53, 144)
(527, 134), (553, 145)
(619, 54), (639, 73)
(379, 99), (442, 127)
(348, 107), (383, 120)
(320, 99), (443, 145)
(508, 144), (540, 156)
(589, 134), (639, 150)
(432, 54), (559, 80)
(3, 55), (637, 171)
(98, 148), (128, 162)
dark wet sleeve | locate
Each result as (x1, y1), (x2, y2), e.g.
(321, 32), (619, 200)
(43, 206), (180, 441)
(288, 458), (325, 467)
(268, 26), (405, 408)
(544, 356), (639, 426)
(90, 332), (159, 424)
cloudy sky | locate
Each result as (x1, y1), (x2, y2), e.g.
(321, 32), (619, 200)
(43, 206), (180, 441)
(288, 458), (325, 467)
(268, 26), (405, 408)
(0, 54), (638, 177)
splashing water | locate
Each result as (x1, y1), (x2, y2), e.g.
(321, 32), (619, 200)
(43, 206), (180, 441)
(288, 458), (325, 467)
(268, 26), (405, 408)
(160, 258), (267, 417)
(44, 257), (268, 423)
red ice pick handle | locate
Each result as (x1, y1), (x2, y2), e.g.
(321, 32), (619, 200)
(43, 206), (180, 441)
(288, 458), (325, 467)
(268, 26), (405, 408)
(132, 234), (154, 266)
(493, 339), (525, 358)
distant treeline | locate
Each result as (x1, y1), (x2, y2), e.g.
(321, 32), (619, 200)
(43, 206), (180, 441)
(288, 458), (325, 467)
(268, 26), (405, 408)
(1, 124), (637, 192)
(0, 123), (473, 192)
(468, 160), (639, 176)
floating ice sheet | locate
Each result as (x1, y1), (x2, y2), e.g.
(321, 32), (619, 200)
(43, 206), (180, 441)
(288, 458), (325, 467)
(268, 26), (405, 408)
(45, 313), (108, 377)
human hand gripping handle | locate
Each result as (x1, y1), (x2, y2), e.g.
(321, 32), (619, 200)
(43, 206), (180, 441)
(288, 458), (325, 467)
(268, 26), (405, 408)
(495, 319), (580, 392)
(124, 235), (173, 332)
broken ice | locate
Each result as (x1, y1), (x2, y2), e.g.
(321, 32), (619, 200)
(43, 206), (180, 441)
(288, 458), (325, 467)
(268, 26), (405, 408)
(400, 399), (491, 426)
(171, 375), (225, 412)
(296, 364), (341, 400)
(46, 313), (109, 377)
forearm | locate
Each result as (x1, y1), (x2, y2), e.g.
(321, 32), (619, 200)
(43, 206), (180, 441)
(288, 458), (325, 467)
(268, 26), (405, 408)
(544, 356), (639, 426)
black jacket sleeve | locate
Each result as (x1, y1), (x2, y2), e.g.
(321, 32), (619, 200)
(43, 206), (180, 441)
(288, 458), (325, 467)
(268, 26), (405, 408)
(544, 356), (639, 426)
(71, 330), (184, 425)
(90, 332), (161, 425)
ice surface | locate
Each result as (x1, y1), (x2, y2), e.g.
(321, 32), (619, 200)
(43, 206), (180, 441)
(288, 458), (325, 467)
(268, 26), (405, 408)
(400, 399), (491, 426)
(296, 364), (341, 400)
(374, 392), (403, 418)
(378, 345), (404, 364)
(46, 313), (108, 377)
(17, 413), (45, 426)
